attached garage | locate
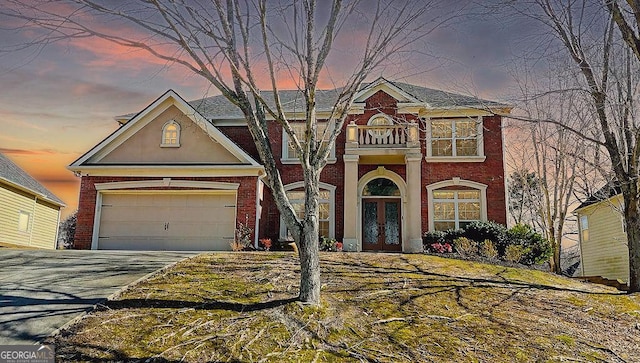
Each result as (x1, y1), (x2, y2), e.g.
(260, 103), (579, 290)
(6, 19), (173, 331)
(95, 191), (237, 251)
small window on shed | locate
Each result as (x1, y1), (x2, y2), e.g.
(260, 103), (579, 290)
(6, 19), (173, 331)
(580, 215), (589, 242)
(161, 120), (181, 147)
(18, 211), (30, 232)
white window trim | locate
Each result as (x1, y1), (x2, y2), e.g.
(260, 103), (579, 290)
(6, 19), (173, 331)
(426, 178), (488, 231)
(18, 210), (31, 232)
(160, 120), (181, 147)
(425, 116), (485, 162)
(281, 122), (336, 164)
(279, 181), (336, 240)
(367, 113), (393, 139)
(579, 215), (589, 242)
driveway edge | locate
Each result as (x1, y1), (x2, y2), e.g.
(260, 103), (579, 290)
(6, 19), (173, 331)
(43, 254), (198, 344)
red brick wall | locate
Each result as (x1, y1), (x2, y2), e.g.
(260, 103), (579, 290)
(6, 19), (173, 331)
(419, 115), (507, 232)
(74, 176), (259, 250)
(218, 91), (506, 241)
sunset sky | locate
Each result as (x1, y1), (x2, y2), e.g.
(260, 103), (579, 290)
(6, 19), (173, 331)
(0, 2), (538, 218)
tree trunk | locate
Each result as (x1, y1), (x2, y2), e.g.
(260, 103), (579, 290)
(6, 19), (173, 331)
(298, 167), (321, 304)
(298, 219), (321, 304)
(624, 192), (640, 292)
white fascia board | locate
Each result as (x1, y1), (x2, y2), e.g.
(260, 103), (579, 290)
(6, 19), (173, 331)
(68, 165), (265, 177)
(71, 89), (262, 168)
(71, 90), (182, 167)
(0, 178), (65, 208)
(353, 78), (420, 103)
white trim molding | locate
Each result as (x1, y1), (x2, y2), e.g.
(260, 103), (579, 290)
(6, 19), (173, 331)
(425, 178), (488, 231)
(279, 181), (337, 240)
(160, 120), (181, 147)
(356, 167), (407, 252)
(94, 180), (240, 191)
(425, 116), (485, 162)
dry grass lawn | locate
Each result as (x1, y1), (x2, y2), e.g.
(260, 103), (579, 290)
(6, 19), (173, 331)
(48, 252), (640, 362)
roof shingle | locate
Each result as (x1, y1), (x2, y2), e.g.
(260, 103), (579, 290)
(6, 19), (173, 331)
(0, 152), (65, 206)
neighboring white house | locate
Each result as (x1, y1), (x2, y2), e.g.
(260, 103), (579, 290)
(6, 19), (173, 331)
(574, 184), (629, 283)
(0, 152), (65, 249)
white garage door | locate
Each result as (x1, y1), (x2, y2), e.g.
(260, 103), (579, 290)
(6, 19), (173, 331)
(97, 192), (236, 250)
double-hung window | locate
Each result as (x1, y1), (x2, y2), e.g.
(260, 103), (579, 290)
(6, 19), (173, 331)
(280, 183), (335, 239)
(432, 189), (481, 231)
(427, 117), (484, 161)
(282, 122), (335, 163)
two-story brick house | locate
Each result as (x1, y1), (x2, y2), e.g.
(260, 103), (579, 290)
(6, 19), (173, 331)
(69, 78), (510, 252)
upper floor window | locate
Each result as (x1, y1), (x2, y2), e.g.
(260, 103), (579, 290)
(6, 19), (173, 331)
(161, 120), (181, 147)
(426, 117), (485, 162)
(282, 122), (335, 164)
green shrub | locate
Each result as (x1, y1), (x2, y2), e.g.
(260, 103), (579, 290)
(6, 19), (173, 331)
(423, 230), (447, 245)
(463, 221), (508, 254)
(506, 224), (552, 265)
(453, 237), (478, 257)
(479, 239), (498, 259)
(319, 236), (337, 251)
(504, 245), (528, 263)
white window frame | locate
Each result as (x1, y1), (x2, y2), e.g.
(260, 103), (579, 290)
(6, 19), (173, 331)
(426, 178), (488, 231)
(367, 113), (393, 139)
(579, 215), (589, 242)
(18, 210), (31, 232)
(281, 122), (336, 164)
(279, 182), (336, 239)
(161, 120), (181, 147)
(425, 116), (485, 162)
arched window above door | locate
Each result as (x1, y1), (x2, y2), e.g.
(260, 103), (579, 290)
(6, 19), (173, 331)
(362, 177), (401, 196)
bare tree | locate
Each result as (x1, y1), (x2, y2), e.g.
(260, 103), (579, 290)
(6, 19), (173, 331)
(0, 0), (454, 304)
(507, 0), (640, 291)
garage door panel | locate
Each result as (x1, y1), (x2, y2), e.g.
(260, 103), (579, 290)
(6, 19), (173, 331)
(97, 192), (237, 251)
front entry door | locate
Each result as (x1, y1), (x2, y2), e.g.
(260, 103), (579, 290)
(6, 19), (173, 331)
(362, 198), (402, 251)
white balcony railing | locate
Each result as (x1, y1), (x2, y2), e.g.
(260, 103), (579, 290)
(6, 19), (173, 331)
(346, 121), (419, 149)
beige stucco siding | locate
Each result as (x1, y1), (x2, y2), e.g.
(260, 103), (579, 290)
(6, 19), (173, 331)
(577, 195), (629, 281)
(0, 183), (59, 249)
(100, 105), (240, 164)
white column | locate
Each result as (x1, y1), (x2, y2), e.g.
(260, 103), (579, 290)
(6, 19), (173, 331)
(343, 154), (359, 251)
(405, 153), (423, 252)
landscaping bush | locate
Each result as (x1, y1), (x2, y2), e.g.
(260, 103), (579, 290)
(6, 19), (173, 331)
(453, 237), (477, 257)
(423, 221), (551, 267)
(463, 221), (508, 254)
(423, 230), (447, 245)
(426, 242), (453, 254)
(506, 224), (552, 265)
(479, 239), (498, 259)
(504, 245), (528, 263)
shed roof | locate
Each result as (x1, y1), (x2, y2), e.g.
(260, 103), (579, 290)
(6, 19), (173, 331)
(0, 152), (65, 206)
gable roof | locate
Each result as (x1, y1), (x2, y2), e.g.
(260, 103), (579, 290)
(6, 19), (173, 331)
(0, 152), (65, 207)
(116, 78), (510, 122)
(574, 181), (622, 212)
(70, 90), (262, 169)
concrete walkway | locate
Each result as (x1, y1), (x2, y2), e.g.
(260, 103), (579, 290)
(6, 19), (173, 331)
(0, 250), (196, 344)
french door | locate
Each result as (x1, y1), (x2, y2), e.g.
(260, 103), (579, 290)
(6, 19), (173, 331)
(362, 198), (402, 251)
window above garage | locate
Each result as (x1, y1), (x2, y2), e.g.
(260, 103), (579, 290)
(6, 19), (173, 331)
(161, 120), (181, 147)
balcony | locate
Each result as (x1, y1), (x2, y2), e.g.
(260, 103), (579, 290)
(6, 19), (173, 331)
(346, 121), (420, 150)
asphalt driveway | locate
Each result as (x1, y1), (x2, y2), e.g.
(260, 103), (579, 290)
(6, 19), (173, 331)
(0, 249), (197, 345)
